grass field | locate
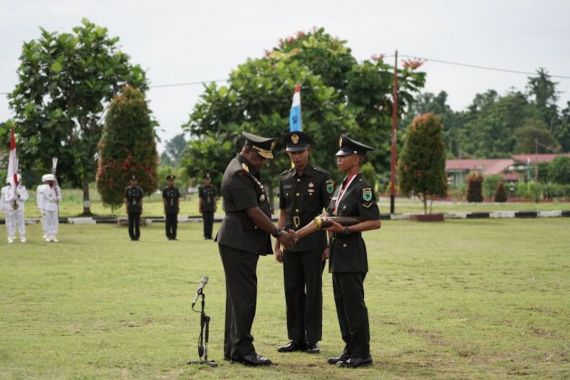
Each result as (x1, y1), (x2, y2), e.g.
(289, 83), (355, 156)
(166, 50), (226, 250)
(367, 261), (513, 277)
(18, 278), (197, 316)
(13, 188), (570, 219)
(1, 219), (569, 379)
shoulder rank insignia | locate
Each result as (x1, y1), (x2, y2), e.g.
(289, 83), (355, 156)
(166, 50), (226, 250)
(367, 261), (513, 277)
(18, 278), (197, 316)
(326, 179), (334, 194)
(241, 163), (250, 173)
(362, 187), (373, 202)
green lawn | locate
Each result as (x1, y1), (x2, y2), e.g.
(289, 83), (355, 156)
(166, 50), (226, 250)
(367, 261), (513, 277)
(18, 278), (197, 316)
(1, 219), (569, 379)
(15, 188), (570, 219)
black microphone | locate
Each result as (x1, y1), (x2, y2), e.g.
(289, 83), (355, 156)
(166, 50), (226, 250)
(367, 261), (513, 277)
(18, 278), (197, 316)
(192, 275), (209, 306)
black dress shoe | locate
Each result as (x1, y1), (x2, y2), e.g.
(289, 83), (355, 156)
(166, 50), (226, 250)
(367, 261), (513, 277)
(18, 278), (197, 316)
(232, 353), (273, 366)
(327, 352), (350, 365)
(304, 342), (320, 354)
(277, 341), (305, 353)
(337, 357), (373, 368)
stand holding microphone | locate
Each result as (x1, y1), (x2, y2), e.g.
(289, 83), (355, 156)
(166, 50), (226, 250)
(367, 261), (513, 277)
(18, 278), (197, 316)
(187, 275), (218, 367)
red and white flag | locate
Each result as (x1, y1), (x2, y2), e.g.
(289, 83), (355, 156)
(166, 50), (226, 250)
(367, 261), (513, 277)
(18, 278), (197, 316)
(7, 128), (19, 188)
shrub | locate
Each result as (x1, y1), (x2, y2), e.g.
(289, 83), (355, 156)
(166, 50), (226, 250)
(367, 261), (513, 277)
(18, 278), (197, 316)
(483, 175), (502, 199)
(466, 172), (484, 202)
(494, 181), (508, 202)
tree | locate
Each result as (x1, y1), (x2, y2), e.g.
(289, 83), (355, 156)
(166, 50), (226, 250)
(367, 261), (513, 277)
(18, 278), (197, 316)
(466, 172), (484, 202)
(557, 101), (570, 152)
(461, 90), (538, 157)
(183, 28), (425, 191)
(514, 118), (559, 153)
(96, 86), (158, 209)
(160, 133), (187, 167)
(402, 91), (464, 157)
(8, 18), (147, 215)
(527, 68), (559, 129)
(399, 113), (447, 214)
(548, 156), (570, 184)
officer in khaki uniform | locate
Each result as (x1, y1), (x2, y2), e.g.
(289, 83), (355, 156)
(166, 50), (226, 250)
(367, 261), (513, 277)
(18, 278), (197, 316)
(162, 175), (180, 240)
(216, 131), (295, 366)
(324, 134), (381, 368)
(275, 131), (333, 354)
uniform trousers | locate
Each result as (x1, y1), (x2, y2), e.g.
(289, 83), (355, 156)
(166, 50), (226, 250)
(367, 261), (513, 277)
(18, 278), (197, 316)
(283, 248), (323, 343)
(128, 212), (141, 240)
(165, 213), (178, 239)
(332, 272), (370, 359)
(44, 210), (59, 238)
(4, 209), (26, 239)
(219, 245), (259, 359)
(40, 210), (47, 236)
(202, 211), (214, 239)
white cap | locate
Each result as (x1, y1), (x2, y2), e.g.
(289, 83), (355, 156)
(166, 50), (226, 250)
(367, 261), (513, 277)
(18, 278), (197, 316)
(44, 174), (55, 181)
(41, 174), (49, 182)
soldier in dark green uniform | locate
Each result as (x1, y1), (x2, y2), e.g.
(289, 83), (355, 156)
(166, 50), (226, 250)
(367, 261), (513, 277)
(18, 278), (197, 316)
(198, 173), (216, 240)
(162, 175), (180, 240)
(275, 131), (334, 354)
(324, 134), (381, 368)
(124, 175), (144, 241)
(216, 131), (295, 366)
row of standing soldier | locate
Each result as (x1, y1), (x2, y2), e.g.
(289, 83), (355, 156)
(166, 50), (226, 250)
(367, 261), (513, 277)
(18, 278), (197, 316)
(123, 174), (216, 242)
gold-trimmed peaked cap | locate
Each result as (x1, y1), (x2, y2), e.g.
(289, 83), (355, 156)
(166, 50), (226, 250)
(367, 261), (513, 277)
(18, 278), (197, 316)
(283, 131), (314, 152)
(242, 131), (277, 159)
(336, 134), (375, 156)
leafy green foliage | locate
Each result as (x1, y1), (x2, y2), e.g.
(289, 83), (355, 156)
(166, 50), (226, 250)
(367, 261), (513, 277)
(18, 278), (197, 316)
(403, 69), (569, 159)
(8, 18), (147, 213)
(399, 113), (447, 214)
(96, 86), (158, 207)
(183, 27), (425, 187)
(548, 156), (570, 184)
(160, 133), (187, 167)
(466, 172), (484, 202)
(483, 175), (502, 199)
(514, 118), (559, 153)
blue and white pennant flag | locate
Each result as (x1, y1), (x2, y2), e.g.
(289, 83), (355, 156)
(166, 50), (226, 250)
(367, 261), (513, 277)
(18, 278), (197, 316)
(289, 84), (302, 132)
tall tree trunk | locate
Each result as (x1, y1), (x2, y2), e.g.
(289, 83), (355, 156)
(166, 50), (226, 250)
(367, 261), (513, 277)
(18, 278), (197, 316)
(82, 177), (92, 216)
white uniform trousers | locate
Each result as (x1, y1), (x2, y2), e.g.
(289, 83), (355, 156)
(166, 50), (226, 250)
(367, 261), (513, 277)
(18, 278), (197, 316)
(44, 210), (59, 239)
(3, 209), (16, 240)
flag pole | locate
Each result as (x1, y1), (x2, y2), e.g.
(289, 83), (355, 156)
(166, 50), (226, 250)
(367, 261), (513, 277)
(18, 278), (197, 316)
(390, 50), (398, 215)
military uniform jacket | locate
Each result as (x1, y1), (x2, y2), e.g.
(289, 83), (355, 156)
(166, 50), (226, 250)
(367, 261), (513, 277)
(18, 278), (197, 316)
(326, 173), (380, 273)
(279, 165), (333, 252)
(125, 186), (144, 213)
(162, 187), (180, 214)
(198, 185), (216, 212)
(216, 154), (272, 255)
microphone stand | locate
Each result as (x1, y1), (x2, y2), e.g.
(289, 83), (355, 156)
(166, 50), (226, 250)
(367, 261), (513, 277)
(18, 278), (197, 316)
(187, 291), (218, 367)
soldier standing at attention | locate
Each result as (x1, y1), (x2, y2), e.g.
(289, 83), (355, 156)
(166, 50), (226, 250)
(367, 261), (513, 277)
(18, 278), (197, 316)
(275, 131), (333, 354)
(216, 131), (295, 366)
(162, 175), (180, 240)
(36, 175), (48, 240)
(40, 174), (61, 243)
(124, 175), (144, 241)
(2, 175), (29, 243)
(324, 134), (381, 368)
(198, 173), (216, 240)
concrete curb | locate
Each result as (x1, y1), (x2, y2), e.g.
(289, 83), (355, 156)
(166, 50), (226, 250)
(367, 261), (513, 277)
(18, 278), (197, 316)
(1, 211), (569, 225)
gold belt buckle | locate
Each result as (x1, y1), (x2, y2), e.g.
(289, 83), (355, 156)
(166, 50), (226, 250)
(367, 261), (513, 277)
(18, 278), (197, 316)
(293, 216), (301, 228)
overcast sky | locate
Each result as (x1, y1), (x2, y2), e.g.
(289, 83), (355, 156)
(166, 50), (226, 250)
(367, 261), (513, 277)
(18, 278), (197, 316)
(1, 0), (569, 151)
